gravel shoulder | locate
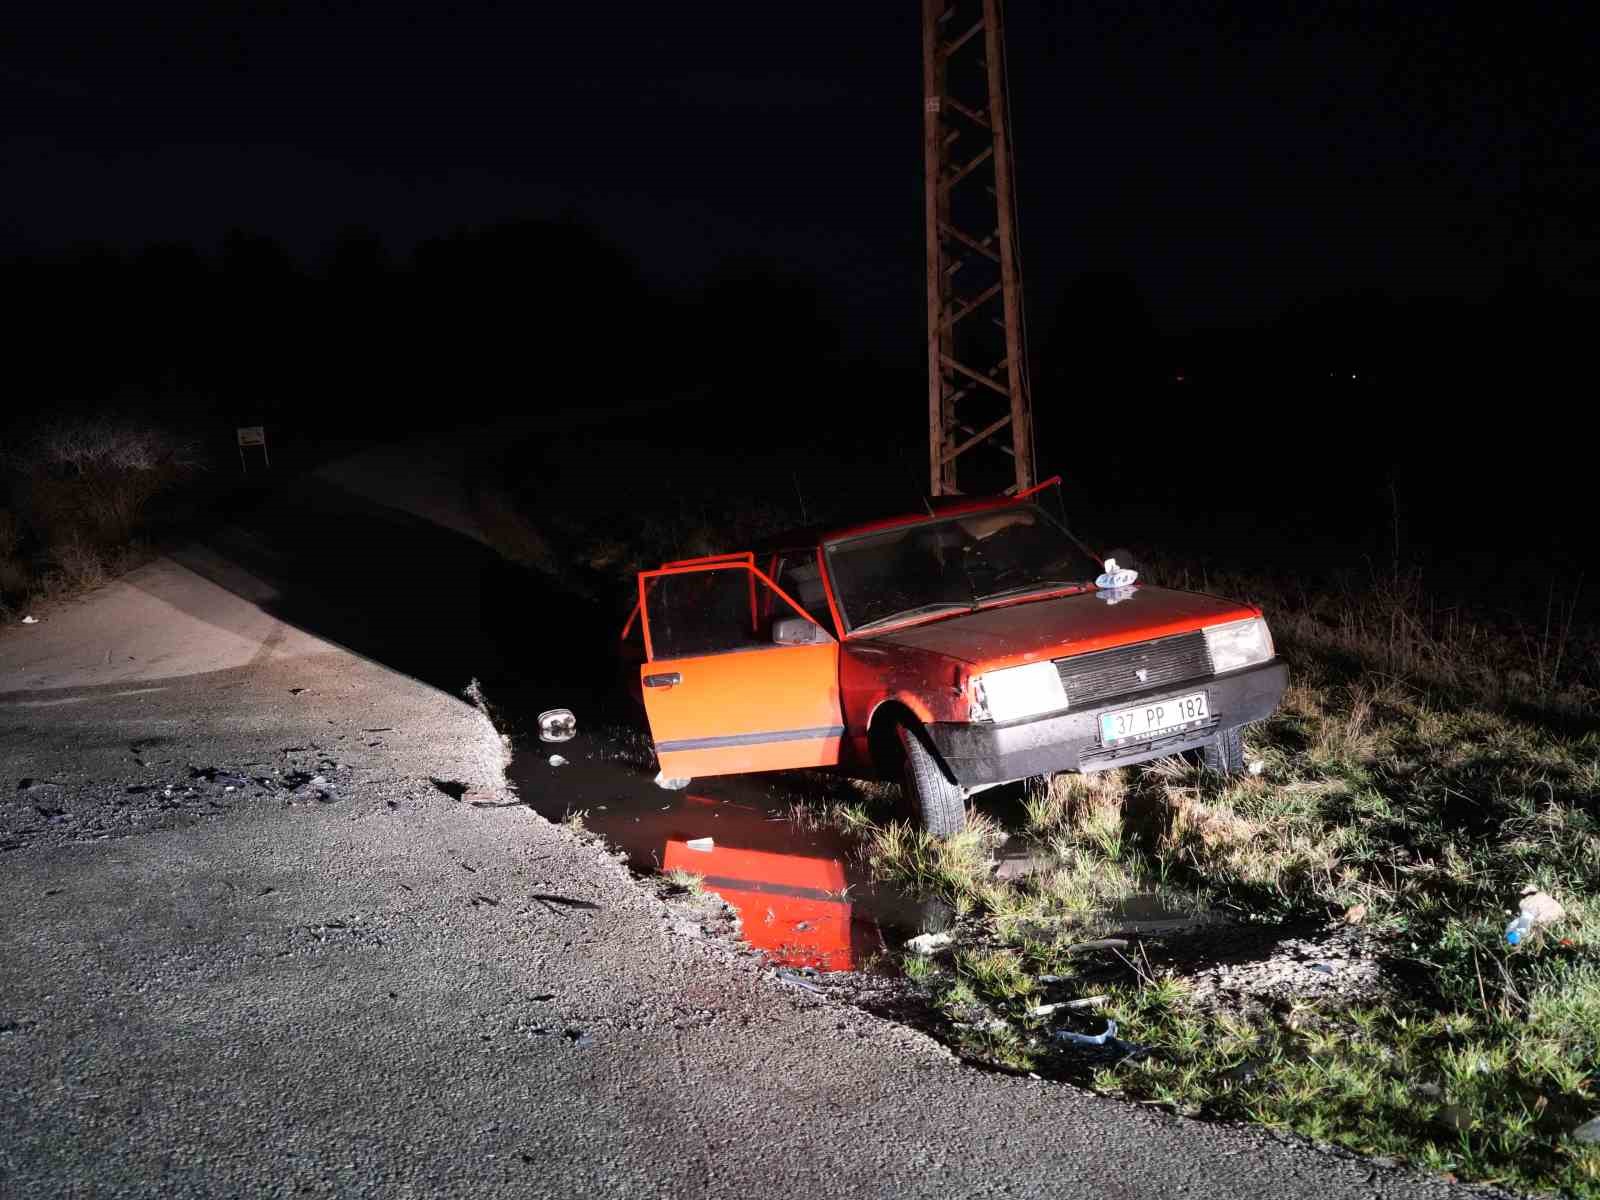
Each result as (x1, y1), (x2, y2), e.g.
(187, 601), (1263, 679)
(0, 454), (1499, 1199)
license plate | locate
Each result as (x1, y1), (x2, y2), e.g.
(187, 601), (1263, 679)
(1099, 691), (1210, 745)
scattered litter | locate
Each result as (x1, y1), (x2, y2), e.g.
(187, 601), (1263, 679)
(1344, 903), (1368, 925)
(21, 615), (38, 624)
(1247, 758), (1266, 775)
(538, 709), (577, 743)
(906, 931), (953, 956)
(655, 772), (690, 790)
(794, 921), (813, 932)
(1506, 888), (1567, 945)
(1572, 1116), (1600, 1145)
(288, 687), (308, 696)
(563, 1028), (593, 1048)
(548, 754), (568, 768)
(1066, 938), (1130, 955)
(1029, 1002), (1064, 1017)
(685, 837), (714, 853)
(1308, 961), (1337, 976)
(1223, 1058), (1263, 1084)
(776, 967), (827, 995)
(1053, 1019), (1118, 1046)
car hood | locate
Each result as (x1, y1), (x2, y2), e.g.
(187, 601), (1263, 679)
(861, 585), (1257, 669)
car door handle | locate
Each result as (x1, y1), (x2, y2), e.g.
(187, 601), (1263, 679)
(644, 672), (682, 688)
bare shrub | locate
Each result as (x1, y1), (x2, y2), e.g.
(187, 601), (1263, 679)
(0, 508), (20, 559)
(25, 417), (205, 477)
(11, 416), (207, 547)
(0, 554), (32, 601)
(45, 542), (108, 593)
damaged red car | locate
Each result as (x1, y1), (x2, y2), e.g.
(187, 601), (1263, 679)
(623, 478), (1287, 834)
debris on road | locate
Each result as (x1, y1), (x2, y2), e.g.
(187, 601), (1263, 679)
(430, 778), (469, 801)
(21, 615), (39, 624)
(776, 967), (827, 995)
(538, 708), (577, 743)
(655, 771), (690, 790)
(685, 837), (714, 853)
(563, 1028), (594, 1048)
(548, 754), (568, 768)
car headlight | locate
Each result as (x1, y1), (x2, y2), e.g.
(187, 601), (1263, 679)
(969, 661), (1068, 723)
(1204, 617), (1274, 673)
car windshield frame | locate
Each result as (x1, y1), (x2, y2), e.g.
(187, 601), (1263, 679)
(821, 502), (1103, 636)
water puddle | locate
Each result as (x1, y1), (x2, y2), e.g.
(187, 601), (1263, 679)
(508, 737), (942, 971)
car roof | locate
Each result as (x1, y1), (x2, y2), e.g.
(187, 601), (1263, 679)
(755, 482), (1059, 552)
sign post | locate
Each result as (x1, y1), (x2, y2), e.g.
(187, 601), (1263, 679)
(236, 426), (270, 473)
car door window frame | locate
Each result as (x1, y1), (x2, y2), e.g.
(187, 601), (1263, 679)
(638, 559), (834, 663)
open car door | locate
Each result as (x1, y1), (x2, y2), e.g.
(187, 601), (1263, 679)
(637, 556), (843, 780)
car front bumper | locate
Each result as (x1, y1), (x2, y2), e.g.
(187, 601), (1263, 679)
(925, 659), (1289, 787)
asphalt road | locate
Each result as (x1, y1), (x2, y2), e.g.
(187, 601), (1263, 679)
(0, 446), (1499, 1199)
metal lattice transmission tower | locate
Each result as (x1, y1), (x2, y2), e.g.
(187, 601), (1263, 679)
(922, 0), (1035, 496)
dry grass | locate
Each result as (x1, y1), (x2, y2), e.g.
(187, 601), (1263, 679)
(1, 417), (206, 624)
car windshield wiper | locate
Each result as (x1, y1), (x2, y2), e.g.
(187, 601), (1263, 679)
(851, 601), (977, 634)
(976, 579), (1090, 603)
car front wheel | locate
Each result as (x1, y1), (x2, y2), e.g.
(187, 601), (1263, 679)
(1202, 725), (1246, 775)
(897, 724), (967, 836)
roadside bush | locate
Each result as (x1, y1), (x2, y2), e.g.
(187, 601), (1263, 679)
(43, 540), (110, 593)
(0, 416), (208, 622)
(12, 416), (206, 547)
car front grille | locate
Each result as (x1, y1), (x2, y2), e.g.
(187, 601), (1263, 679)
(1054, 631), (1214, 707)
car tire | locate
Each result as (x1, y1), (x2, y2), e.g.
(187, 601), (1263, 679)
(897, 723), (967, 836)
(1202, 725), (1246, 775)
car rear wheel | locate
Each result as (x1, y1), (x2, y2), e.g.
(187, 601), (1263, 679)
(1202, 725), (1246, 775)
(897, 724), (967, 836)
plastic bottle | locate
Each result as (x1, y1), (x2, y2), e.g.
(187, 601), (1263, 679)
(1505, 913), (1535, 946)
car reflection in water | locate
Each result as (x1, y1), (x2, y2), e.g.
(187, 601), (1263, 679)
(511, 751), (893, 970)
(665, 822), (867, 970)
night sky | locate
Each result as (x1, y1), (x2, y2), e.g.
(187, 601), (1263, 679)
(7, 2), (1596, 336)
(6, 2), (1598, 594)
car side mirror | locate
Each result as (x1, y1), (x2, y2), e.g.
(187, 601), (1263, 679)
(773, 616), (826, 645)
